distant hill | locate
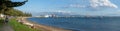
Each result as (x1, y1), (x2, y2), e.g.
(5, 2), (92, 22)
(33, 12), (120, 17)
(32, 12), (120, 18)
(33, 12), (82, 17)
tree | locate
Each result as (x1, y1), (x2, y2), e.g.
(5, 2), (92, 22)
(4, 8), (32, 17)
(0, 0), (28, 15)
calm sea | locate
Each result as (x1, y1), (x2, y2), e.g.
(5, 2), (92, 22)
(28, 17), (120, 31)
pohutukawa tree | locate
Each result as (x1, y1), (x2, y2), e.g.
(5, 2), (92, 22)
(0, 0), (28, 15)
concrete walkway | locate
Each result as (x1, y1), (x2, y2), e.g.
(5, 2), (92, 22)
(0, 24), (14, 31)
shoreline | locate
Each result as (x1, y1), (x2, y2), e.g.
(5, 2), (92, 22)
(18, 17), (71, 31)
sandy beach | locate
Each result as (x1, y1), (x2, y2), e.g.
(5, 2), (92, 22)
(17, 17), (71, 31)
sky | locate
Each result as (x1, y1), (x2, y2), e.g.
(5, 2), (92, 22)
(12, 0), (120, 16)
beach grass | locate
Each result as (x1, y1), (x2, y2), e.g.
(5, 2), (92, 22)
(9, 18), (40, 31)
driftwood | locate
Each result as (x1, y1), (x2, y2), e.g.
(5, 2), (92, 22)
(17, 19), (35, 28)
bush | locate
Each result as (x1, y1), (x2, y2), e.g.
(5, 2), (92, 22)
(0, 18), (4, 23)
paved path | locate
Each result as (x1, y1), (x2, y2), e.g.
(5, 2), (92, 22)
(0, 24), (14, 31)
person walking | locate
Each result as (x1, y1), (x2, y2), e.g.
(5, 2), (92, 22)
(4, 15), (9, 24)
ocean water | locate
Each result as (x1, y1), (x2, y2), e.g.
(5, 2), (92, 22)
(28, 17), (120, 31)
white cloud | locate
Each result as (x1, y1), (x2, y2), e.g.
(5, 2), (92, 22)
(69, 4), (86, 8)
(63, 4), (86, 8)
(90, 0), (118, 8)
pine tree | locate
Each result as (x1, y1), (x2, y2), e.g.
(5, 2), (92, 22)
(0, 0), (28, 15)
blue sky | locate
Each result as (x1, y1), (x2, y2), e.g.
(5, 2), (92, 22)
(12, 0), (120, 16)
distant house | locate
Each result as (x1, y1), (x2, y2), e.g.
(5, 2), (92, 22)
(0, 14), (5, 18)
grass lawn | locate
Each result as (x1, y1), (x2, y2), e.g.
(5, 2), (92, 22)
(0, 22), (2, 27)
(0, 18), (4, 31)
(0, 18), (4, 27)
(9, 18), (40, 31)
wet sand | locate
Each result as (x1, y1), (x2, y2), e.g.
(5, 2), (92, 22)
(17, 17), (71, 31)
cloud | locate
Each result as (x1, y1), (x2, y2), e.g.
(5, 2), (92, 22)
(63, 0), (118, 9)
(90, 0), (118, 8)
(63, 4), (87, 8)
(69, 4), (86, 8)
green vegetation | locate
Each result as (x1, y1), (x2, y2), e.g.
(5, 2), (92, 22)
(0, 0), (31, 17)
(0, 18), (4, 23)
(0, 18), (3, 27)
(0, 18), (4, 29)
(9, 18), (39, 31)
(0, 0), (27, 10)
(0, 0), (28, 15)
(4, 8), (32, 17)
(0, 0), (37, 31)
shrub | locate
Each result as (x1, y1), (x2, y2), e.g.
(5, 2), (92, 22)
(0, 18), (4, 23)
